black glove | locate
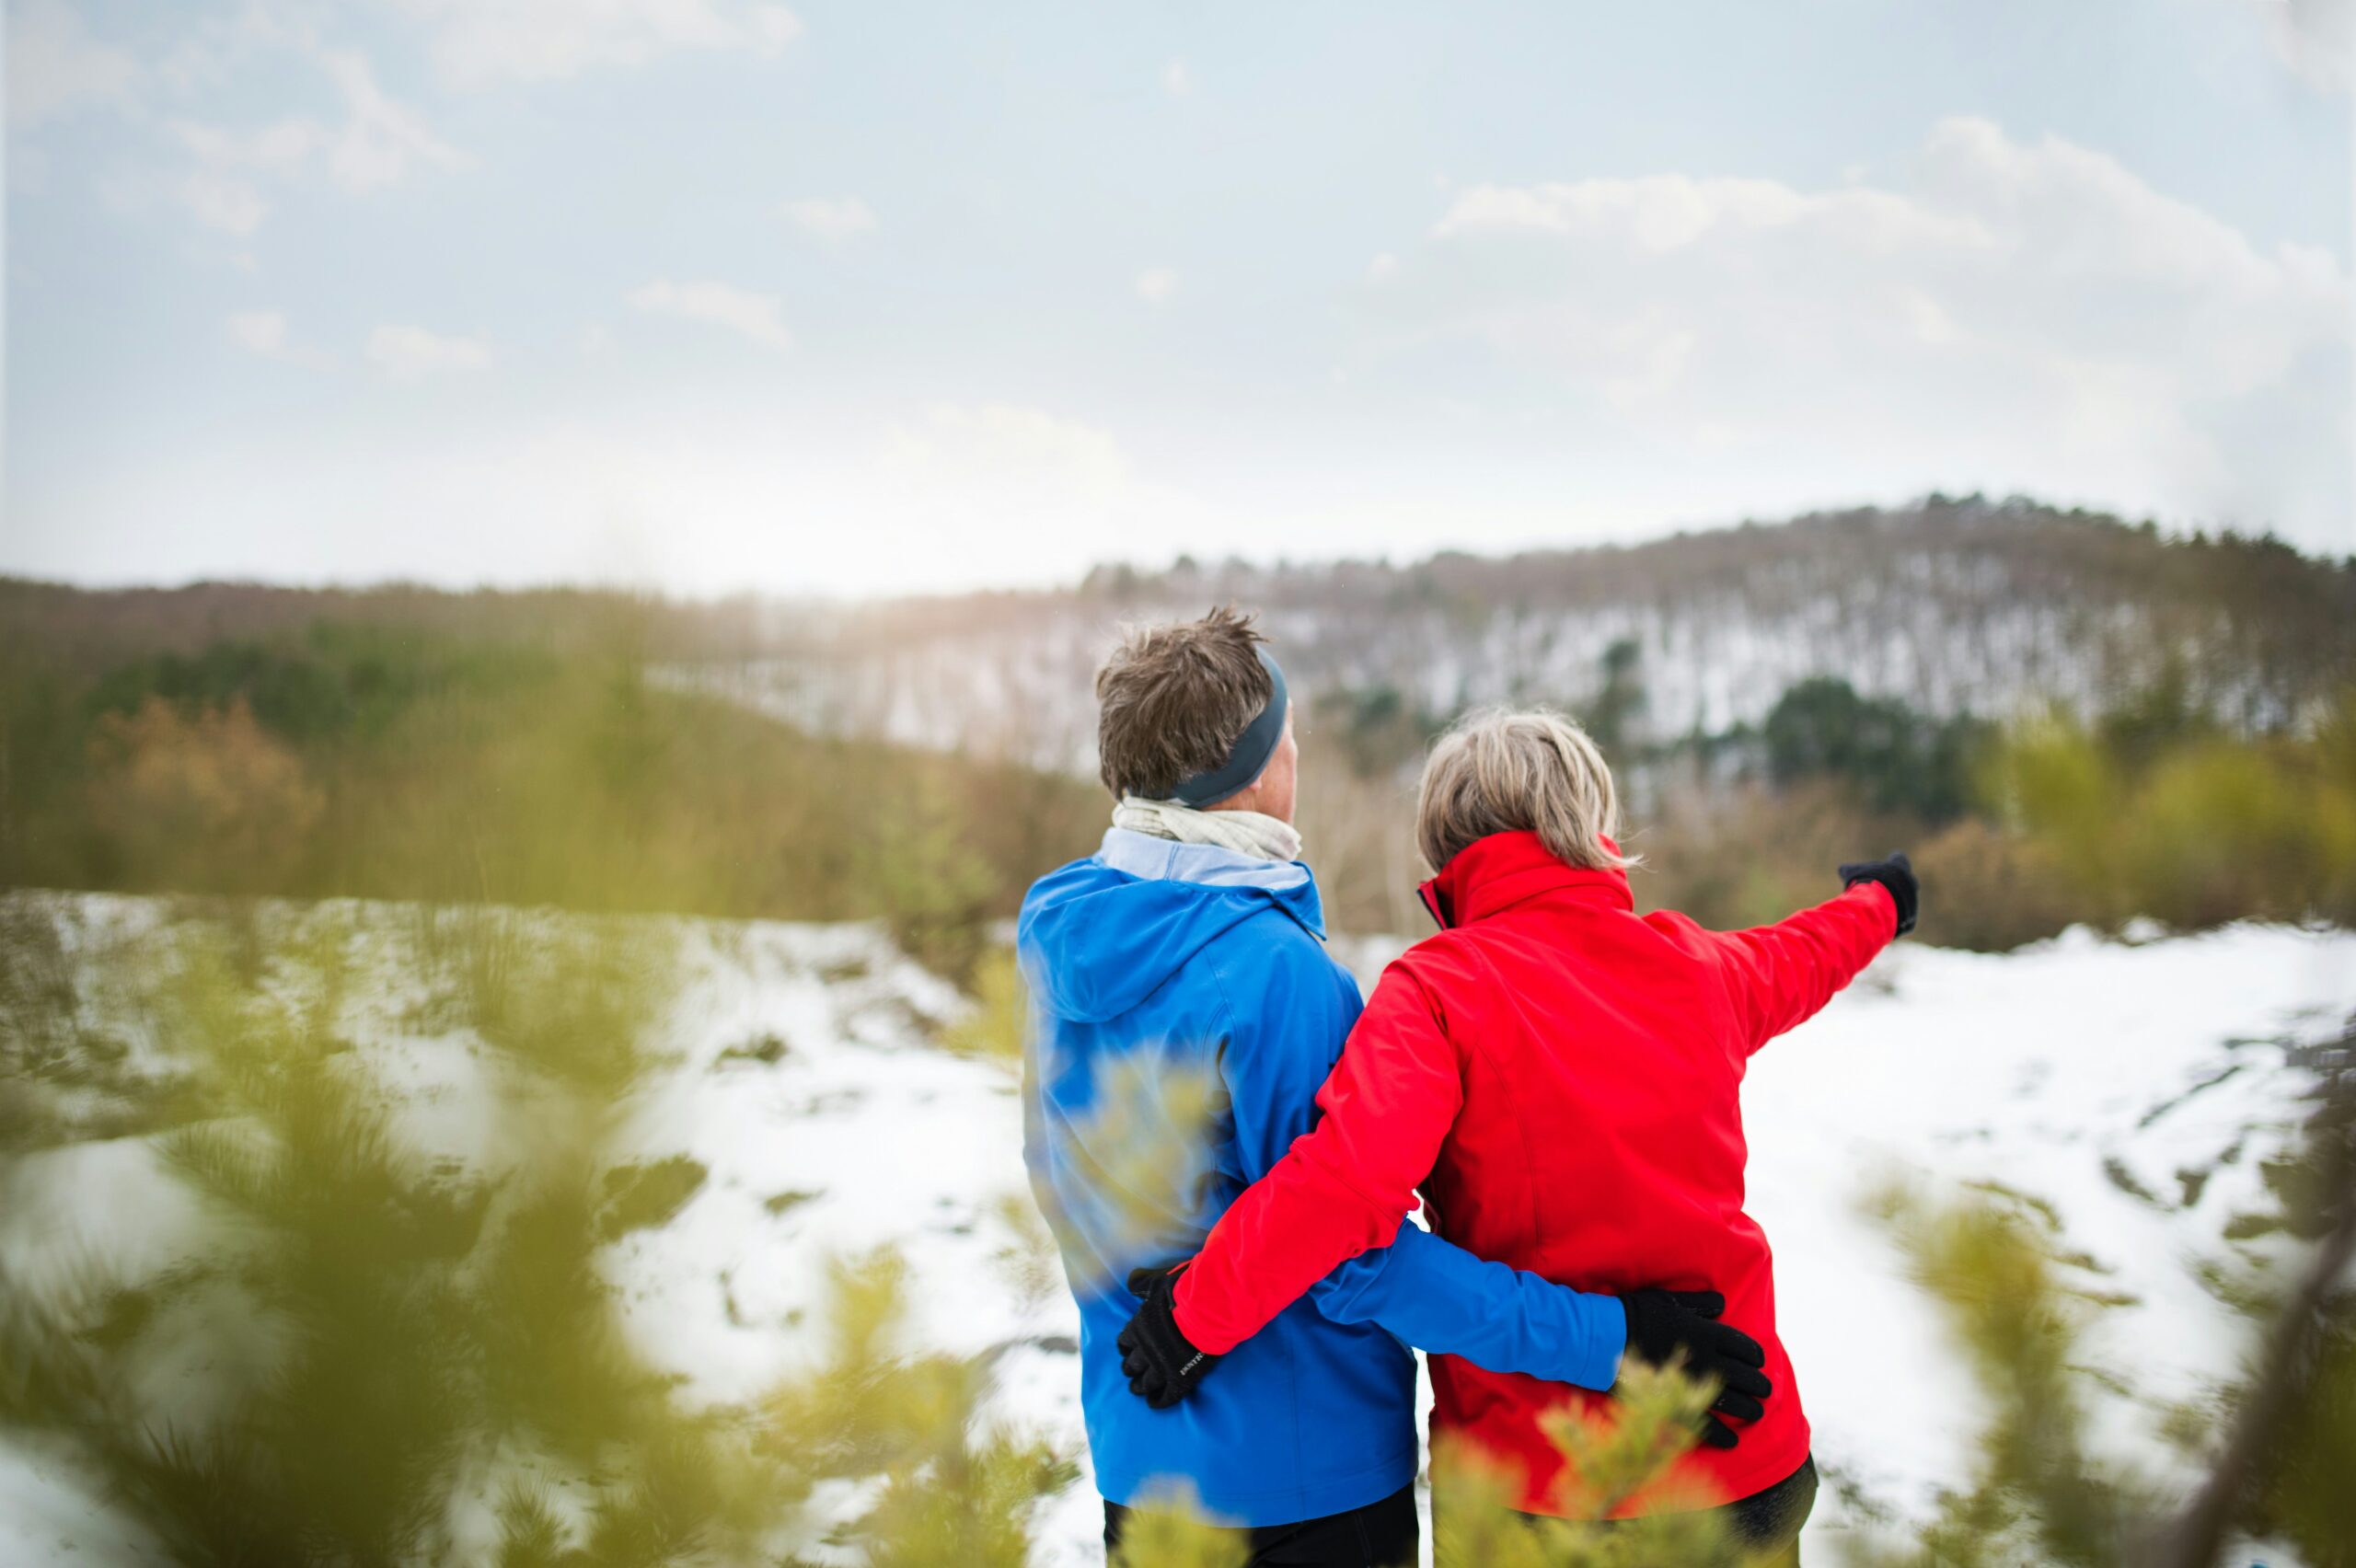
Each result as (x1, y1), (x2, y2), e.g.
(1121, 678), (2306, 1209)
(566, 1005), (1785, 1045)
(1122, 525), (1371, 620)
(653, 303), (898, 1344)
(1618, 1289), (1773, 1450)
(1117, 1265), (1221, 1410)
(1839, 850), (1918, 938)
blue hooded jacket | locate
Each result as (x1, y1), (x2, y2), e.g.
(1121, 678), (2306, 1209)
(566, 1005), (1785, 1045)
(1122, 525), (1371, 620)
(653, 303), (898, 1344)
(1018, 828), (1625, 1527)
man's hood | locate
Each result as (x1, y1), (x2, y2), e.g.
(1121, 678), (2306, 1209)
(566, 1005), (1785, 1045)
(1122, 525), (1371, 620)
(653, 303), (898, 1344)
(1017, 828), (1325, 1023)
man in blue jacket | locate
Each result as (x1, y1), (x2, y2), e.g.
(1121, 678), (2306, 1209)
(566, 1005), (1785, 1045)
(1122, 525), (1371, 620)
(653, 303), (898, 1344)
(1019, 608), (1738, 1565)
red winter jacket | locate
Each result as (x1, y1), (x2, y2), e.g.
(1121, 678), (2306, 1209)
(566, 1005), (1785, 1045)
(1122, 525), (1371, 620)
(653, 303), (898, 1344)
(1170, 830), (1897, 1516)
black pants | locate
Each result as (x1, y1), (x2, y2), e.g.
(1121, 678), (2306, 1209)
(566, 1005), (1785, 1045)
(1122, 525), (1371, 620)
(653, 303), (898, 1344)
(1104, 1482), (1417, 1568)
(1507, 1454), (1819, 1565)
(1718, 1455), (1818, 1557)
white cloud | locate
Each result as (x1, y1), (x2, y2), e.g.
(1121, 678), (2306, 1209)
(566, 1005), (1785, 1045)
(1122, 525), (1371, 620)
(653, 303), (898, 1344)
(628, 279), (793, 352)
(6, 0), (140, 127)
(1134, 267), (1180, 305)
(174, 117), (325, 172)
(2241, 0), (2351, 90)
(166, 114), (318, 233)
(227, 309), (330, 365)
(887, 402), (1134, 500)
(1378, 115), (2350, 543)
(783, 195), (877, 241)
(318, 49), (465, 190)
(176, 168), (273, 235)
(1163, 59), (1191, 98)
(25, 11), (456, 235)
(166, 124), (294, 233)
(162, 52), (459, 232)
(389, 0), (803, 87)
(51, 398), (1205, 597)
(226, 310), (291, 356)
(366, 324), (493, 379)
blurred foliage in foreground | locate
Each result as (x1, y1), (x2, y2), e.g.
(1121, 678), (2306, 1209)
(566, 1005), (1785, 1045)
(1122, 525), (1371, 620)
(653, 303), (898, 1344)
(0, 885), (1776, 1567)
(0, 894), (1071, 1564)
(1848, 1024), (2356, 1568)
(5, 884), (2351, 1566)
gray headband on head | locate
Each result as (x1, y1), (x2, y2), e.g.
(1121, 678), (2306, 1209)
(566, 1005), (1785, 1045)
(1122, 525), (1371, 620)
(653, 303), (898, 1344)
(1171, 649), (1288, 807)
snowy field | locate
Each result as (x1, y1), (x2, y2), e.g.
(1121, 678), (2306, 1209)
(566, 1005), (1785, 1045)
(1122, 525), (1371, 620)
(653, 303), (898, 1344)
(5, 896), (2353, 1567)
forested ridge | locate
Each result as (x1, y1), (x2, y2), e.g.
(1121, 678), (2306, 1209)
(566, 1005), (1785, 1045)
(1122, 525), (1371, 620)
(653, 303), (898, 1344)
(6, 494), (2351, 952)
(785, 495), (2356, 771)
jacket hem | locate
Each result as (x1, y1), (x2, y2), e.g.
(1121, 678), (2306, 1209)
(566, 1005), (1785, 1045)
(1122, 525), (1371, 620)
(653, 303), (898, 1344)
(1095, 1443), (1419, 1530)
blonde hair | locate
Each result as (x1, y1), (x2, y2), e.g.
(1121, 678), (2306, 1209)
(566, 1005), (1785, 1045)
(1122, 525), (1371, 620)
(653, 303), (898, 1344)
(1415, 706), (1635, 874)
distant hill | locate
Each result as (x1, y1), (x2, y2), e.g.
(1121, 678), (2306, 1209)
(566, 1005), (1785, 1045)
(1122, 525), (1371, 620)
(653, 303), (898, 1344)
(8, 495), (2351, 948)
(716, 495), (2356, 773)
(0, 578), (813, 677)
(13, 494), (2352, 779)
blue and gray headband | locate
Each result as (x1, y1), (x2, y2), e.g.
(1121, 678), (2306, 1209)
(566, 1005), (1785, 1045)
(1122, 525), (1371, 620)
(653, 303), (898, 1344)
(1171, 649), (1290, 807)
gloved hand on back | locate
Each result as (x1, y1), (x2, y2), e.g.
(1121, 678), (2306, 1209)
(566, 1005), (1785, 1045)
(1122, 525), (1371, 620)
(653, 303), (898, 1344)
(1616, 1287), (1773, 1450)
(1118, 1265), (1220, 1410)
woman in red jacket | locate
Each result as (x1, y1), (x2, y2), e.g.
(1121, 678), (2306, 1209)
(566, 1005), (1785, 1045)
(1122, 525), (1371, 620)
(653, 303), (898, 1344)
(1115, 707), (1918, 1562)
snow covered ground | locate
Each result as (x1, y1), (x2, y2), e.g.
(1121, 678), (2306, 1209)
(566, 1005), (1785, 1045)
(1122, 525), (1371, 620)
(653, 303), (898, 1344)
(1737, 925), (2353, 1554)
(5, 898), (2352, 1567)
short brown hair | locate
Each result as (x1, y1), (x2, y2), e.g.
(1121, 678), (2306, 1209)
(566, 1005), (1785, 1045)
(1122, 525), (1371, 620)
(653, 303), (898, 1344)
(1415, 706), (1636, 873)
(1095, 606), (1273, 800)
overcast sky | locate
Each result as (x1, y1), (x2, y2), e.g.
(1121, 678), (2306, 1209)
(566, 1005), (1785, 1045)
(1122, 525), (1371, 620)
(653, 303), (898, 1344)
(6, 0), (2351, 596)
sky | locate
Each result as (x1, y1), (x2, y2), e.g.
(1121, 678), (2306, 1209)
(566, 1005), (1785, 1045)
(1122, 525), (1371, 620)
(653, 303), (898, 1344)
(5, 0), (2352, 597)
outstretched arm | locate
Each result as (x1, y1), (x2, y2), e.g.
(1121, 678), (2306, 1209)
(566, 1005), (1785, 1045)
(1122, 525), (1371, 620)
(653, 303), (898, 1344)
(1711, 859), (1908, 1055)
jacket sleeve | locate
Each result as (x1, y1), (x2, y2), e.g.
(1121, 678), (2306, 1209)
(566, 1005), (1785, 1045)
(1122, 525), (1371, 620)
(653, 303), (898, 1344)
(1311, 1226), (1624, 1389)
(1709, 882), (1896, 1056)
(1181, 958), (1470, 1355)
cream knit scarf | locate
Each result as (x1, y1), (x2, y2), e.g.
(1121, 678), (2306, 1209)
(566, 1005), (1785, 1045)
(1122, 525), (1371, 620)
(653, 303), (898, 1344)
(1112, 795), (1303, 864)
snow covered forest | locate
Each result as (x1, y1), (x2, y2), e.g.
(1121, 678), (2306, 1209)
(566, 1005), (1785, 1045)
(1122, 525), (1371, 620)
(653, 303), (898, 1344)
(691, 496), (2356, 773)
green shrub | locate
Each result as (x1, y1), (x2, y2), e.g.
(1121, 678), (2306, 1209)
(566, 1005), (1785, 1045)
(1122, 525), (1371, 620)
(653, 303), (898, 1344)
(1984, 687), (2356, 933)
(2, 628), (1103, 980)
